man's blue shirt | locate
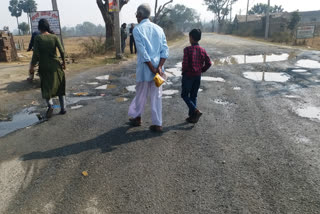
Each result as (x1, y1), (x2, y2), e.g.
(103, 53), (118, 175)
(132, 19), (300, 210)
(133, 19), (169, 82)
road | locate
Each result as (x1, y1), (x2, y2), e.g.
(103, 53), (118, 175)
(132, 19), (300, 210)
(1, 33), (320, 213)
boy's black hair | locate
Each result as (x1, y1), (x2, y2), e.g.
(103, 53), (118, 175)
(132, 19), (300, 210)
(189, 29), (201, 42)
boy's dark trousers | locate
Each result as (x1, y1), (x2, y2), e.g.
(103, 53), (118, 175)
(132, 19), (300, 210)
(181, 75), (201, 116)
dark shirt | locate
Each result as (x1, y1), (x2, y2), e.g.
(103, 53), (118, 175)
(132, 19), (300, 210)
(121, 27), (127, 41)
(28, 31), (41, 51)
(129, 28), (134, 39)
(182, 43), (212, 77)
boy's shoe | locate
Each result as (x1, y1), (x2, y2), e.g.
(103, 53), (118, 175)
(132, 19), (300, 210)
(129, 117), (141, 126)
(186, 110), (203, 124)
(59, 109), (67, 115)
(149, 125), (163, 132)
(193, 109), (203, 123)
(186, 116), (194, 123)
(46, 107), (53, 119)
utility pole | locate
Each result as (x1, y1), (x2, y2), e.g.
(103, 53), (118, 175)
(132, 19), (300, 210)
(265, 0), (270, 40)
(51, 0), (64, 47)
(52, 0), (58, 10)
(114, 0), (122, 59)
(245, 0), (249, 23)
(230, 3), (232, 22)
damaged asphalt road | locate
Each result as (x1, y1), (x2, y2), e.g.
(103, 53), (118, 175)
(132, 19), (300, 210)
(0, 33), (320, 213)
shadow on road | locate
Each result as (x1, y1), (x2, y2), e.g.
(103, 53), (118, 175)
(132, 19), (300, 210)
(0, 79), (40, 93)
(21, 122), (193, 161)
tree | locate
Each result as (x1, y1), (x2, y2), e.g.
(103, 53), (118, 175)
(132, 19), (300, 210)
(96, 0), (129, 49)
(21, 0), (37, 34)
(153, 0), (173, 24)
(8, 0), (23, 35)
(160, 4), (201, 32)
(248, 3), (284, 15)
(204, 0), (238, 32)
(288, 11), (301, 32)
(18, 22), (30, 35)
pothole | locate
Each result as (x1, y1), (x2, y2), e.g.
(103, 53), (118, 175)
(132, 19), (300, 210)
(163, 90), (179, 95)
(95, 75), (110, 80)
(202, 76), (225, 82)
(295, 59), (320, 69)
(243, 72), (291, 82)
(214, 53), (291, 65)
(95, 84), (117, 90)
(294, 105), (320, 121)
(0, 107), (41, 138)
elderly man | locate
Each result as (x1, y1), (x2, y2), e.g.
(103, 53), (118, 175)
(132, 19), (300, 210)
(128, 3), (169, 132)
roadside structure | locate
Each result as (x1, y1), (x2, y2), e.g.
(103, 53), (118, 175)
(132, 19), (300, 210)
(0, 31), (18, 62)
(233, 10), (320, 38)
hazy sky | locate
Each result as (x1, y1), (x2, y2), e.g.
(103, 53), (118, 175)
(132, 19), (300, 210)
(1, 0), (320, 31)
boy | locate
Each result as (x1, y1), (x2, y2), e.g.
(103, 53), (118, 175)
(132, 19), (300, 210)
(181, 29), (212, 123)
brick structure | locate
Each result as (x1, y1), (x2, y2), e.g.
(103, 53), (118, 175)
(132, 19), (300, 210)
(0, 31), (18, 62)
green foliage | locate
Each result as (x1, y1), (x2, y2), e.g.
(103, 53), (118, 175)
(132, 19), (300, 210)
(20, 0), (37, 13)
(62, 22), (106, 37)
(8, 0), (23, 18)
(82, 36), (107, 56)
(248, 3), (284, 15)
(271, 32), (292, 43)
(18, 22), (30, 35)
(203, 0), (238, 24)
(288, 11), (301, 31)
(159, 4), (201, 32)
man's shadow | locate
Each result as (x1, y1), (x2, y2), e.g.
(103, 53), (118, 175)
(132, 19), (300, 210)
(21, 122), (193, 161)
(0, 79), (40, 93)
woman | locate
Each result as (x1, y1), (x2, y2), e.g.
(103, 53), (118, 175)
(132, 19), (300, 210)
(29, 19), (66, 118)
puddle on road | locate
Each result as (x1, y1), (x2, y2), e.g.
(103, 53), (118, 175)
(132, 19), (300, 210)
(116, 97), (128, 102)
(295, 59), (320, 69)
(292, 69), (308, 73)
(70, 105), (84, 110)
(163, 96), (173, 99)
(284, 95), (300, 99)
(243, 72), (291, 82)
(166, 68), (182, 77)
(163, 90), (179, 95)
(294, 106), (320, 121)
(126, 85), (136, 92)
(95, 84), (117, 90)
(66, 96), (103, 106)
(73, 92), (89, 96)
(87, 82), (99, 85)
(214, 53), (291, 65)
(233, 87), (241, 90)
(0, 107), (41, 138)
(214, 99), (230, 105)
(95, 75), (110, 80)
(202, 76), (226, 82)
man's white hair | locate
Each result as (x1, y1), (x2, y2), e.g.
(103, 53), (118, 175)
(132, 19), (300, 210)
(137, 3), (151, 18)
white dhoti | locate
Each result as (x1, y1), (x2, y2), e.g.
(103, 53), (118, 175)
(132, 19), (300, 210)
(128, 81), (162, 126)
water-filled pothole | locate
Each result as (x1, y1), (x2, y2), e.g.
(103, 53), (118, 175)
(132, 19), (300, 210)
(294, 106), (320, 121)
(243, 72), (291, 82)
(0, 107), (41, 138)
(95, 84), (117, 90)
(295, 59), (320, 69)
(202, 76), (225, 82)
(214, 53), (291, 65)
